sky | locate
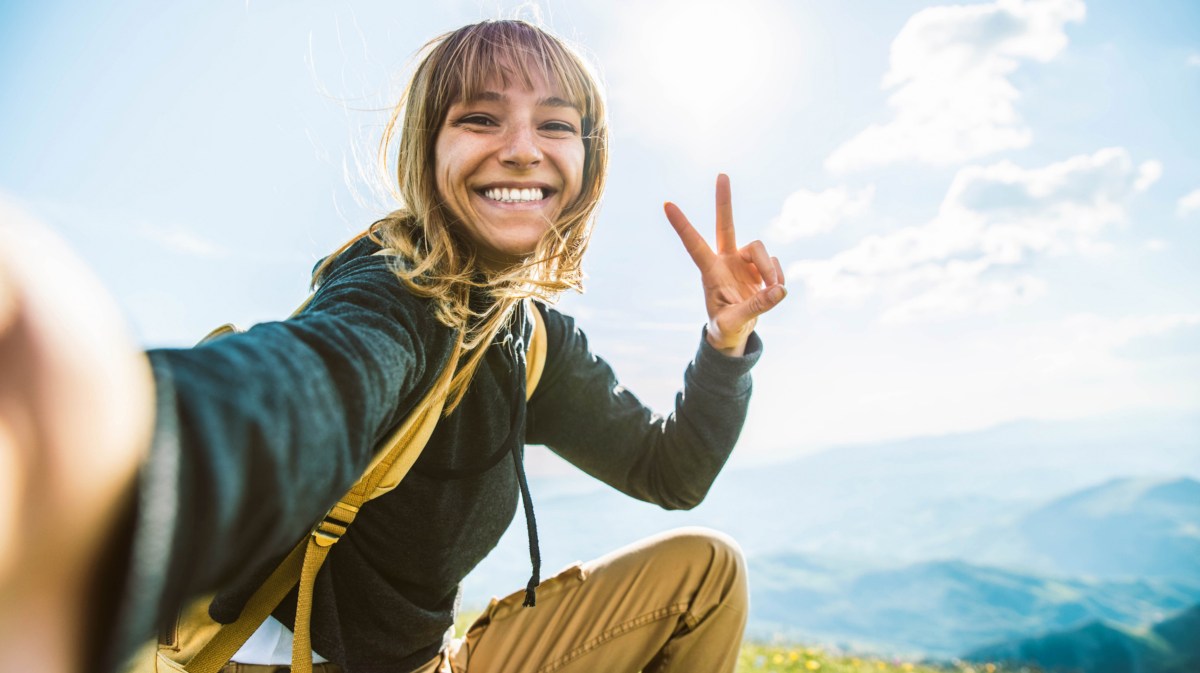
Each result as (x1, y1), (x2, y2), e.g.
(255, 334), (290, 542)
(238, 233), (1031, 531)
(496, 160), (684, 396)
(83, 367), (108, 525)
(2, 0), (1198, 468)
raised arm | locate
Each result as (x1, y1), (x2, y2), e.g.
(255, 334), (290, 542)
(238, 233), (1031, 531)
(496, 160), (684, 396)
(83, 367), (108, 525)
(525, 175), (784, 508)
(525, 305), (761, 510)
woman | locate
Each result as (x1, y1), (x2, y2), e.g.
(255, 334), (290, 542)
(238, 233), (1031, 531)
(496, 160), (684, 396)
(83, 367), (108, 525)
(0, 19), (785, 673)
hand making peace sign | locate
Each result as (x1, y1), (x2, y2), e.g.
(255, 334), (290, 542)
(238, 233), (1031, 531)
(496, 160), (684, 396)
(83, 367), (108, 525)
(664, 174), (787, 357)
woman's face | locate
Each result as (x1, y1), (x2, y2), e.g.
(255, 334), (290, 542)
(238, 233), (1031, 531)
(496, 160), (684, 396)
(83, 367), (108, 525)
(434, 73), (585, 269)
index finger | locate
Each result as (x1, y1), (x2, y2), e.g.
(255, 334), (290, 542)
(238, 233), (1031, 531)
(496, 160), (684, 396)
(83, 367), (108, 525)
(715, 173), (736, 253)
(664, 202), (715, 268)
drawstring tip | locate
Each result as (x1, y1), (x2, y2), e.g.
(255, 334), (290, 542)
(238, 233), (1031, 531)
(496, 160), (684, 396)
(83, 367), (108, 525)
(523, 578), (539, 607)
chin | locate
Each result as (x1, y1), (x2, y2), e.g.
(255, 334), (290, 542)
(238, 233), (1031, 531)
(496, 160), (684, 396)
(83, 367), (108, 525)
(472, 243), (539, 270)
(480, 232), (547, 262)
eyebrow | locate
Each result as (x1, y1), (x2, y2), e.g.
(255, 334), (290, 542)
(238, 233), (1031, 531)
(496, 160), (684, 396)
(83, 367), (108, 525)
(468, 90), (579, 111)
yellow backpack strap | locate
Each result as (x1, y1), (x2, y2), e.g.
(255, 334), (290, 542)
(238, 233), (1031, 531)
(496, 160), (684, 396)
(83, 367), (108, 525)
(525, 299), (547, 399)
(287, 332), (463, 673)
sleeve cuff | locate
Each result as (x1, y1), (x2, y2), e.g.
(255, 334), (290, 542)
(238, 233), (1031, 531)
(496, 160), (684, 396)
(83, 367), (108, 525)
(689, 326), (762, 396)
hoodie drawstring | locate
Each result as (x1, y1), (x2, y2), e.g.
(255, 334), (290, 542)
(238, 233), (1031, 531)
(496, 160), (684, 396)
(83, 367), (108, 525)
(410, 308), (541, 606)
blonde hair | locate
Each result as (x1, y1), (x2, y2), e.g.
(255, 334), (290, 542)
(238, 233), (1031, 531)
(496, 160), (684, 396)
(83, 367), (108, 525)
(314, 20), (609, 411)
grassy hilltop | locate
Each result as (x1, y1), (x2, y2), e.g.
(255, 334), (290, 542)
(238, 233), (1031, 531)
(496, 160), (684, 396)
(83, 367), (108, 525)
(737, 643), (1019, 673)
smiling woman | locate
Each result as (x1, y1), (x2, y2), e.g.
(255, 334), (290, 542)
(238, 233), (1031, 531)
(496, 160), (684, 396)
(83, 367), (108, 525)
(0, 18), (787, 673)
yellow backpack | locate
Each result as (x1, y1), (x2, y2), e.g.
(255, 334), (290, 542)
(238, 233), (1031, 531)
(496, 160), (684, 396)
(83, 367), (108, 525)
(124, 271), (547, 673)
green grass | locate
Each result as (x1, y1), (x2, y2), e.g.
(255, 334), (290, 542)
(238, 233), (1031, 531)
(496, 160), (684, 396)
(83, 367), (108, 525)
(736, 642), (1022, 673)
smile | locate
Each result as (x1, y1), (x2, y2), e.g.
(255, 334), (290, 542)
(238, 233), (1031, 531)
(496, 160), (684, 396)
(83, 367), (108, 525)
(480, 187), (548, 203)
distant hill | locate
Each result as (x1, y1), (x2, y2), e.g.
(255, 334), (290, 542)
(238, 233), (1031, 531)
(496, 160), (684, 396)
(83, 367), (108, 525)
(965, 603), (1200, 673)
(747, 556), (1200, 658)
(1016, 477), (1200, 580)
(962, 476), (1200, 581)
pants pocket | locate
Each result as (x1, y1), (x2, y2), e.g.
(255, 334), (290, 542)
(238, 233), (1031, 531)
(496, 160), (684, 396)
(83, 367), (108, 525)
(465, 562), (587, 636)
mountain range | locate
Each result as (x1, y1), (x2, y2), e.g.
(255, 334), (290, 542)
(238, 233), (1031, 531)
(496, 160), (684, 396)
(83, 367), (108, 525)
(748, 554), (1200, 657)
(966, 603), (1200, 673)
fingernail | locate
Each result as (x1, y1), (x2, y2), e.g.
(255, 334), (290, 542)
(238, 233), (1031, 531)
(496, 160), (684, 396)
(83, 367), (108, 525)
(769, 285), (787, 302)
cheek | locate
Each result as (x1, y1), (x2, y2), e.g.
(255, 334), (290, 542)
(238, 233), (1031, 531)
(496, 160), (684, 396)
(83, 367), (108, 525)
(564, 143), (587, 200)
(432, 139), (449, 196)
(437, 164), (471, 219)
(434, 153), (469, 207)
(429, 147), (460, 217)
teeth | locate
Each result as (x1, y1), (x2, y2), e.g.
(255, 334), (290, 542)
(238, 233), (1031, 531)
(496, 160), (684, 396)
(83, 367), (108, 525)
(483, 187), (544, 203)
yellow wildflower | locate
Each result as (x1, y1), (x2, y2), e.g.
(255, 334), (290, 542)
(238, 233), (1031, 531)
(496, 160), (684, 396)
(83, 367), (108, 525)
(805, 660), (821, 671)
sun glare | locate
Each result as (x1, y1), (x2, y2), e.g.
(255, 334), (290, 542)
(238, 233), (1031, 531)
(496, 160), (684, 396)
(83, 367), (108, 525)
(607, 0), (795, 155)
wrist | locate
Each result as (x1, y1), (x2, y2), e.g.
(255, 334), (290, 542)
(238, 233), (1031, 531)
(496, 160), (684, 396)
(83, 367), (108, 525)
(705, 326), (747, 358)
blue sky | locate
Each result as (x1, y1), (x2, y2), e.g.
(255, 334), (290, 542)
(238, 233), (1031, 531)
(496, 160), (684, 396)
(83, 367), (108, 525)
(2, 0), (1198, 467)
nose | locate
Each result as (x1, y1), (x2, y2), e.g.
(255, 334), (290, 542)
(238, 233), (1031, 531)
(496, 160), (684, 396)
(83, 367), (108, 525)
(500, 123), (542, 168)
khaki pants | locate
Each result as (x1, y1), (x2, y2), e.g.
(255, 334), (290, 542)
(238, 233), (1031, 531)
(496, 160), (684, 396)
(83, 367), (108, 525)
(223, 527), (747, 673)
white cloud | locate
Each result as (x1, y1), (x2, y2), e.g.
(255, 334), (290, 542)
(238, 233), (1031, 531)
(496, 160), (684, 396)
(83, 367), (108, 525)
(1177, 188), (1200, 218)
(737, 311), (1200, 458)
(1188, 52), (1200, 67)
(880, 272), (1046, 324)
(1064, 313), (1200, 360)
(138, 224), (230, 258)
(791, 148), (1146, 322)
(1133, 160), (1162, 192)
(1144, 238), (1168, 252)
(826, 0), (1086, 173)
(768, 185), (874, 242)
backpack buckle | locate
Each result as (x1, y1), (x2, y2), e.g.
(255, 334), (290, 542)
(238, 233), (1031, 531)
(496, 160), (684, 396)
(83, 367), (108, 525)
(312, 501), (359, 547)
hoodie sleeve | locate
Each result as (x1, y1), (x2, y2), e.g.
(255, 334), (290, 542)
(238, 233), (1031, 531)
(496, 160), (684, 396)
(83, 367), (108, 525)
(107, 250), (455, 668)
(524, 305), (761, 510)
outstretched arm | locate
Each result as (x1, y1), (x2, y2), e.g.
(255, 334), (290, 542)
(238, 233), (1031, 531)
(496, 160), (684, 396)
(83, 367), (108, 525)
(664, 173), (787, 357)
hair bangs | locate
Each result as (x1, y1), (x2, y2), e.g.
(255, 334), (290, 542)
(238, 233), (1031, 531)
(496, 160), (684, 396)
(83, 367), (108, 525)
(436, 22), (595, 124)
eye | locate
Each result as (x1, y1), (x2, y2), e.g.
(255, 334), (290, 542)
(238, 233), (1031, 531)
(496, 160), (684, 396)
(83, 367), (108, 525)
(541, 121), (578, 136)
(453, 114), (498, 128)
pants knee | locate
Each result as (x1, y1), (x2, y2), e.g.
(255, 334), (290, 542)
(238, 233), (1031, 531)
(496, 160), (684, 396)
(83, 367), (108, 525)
(654, 527), (748, 611)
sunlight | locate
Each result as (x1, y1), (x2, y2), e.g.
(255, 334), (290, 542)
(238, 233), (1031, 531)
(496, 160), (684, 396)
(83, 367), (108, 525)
(605, 0), (796, 155)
